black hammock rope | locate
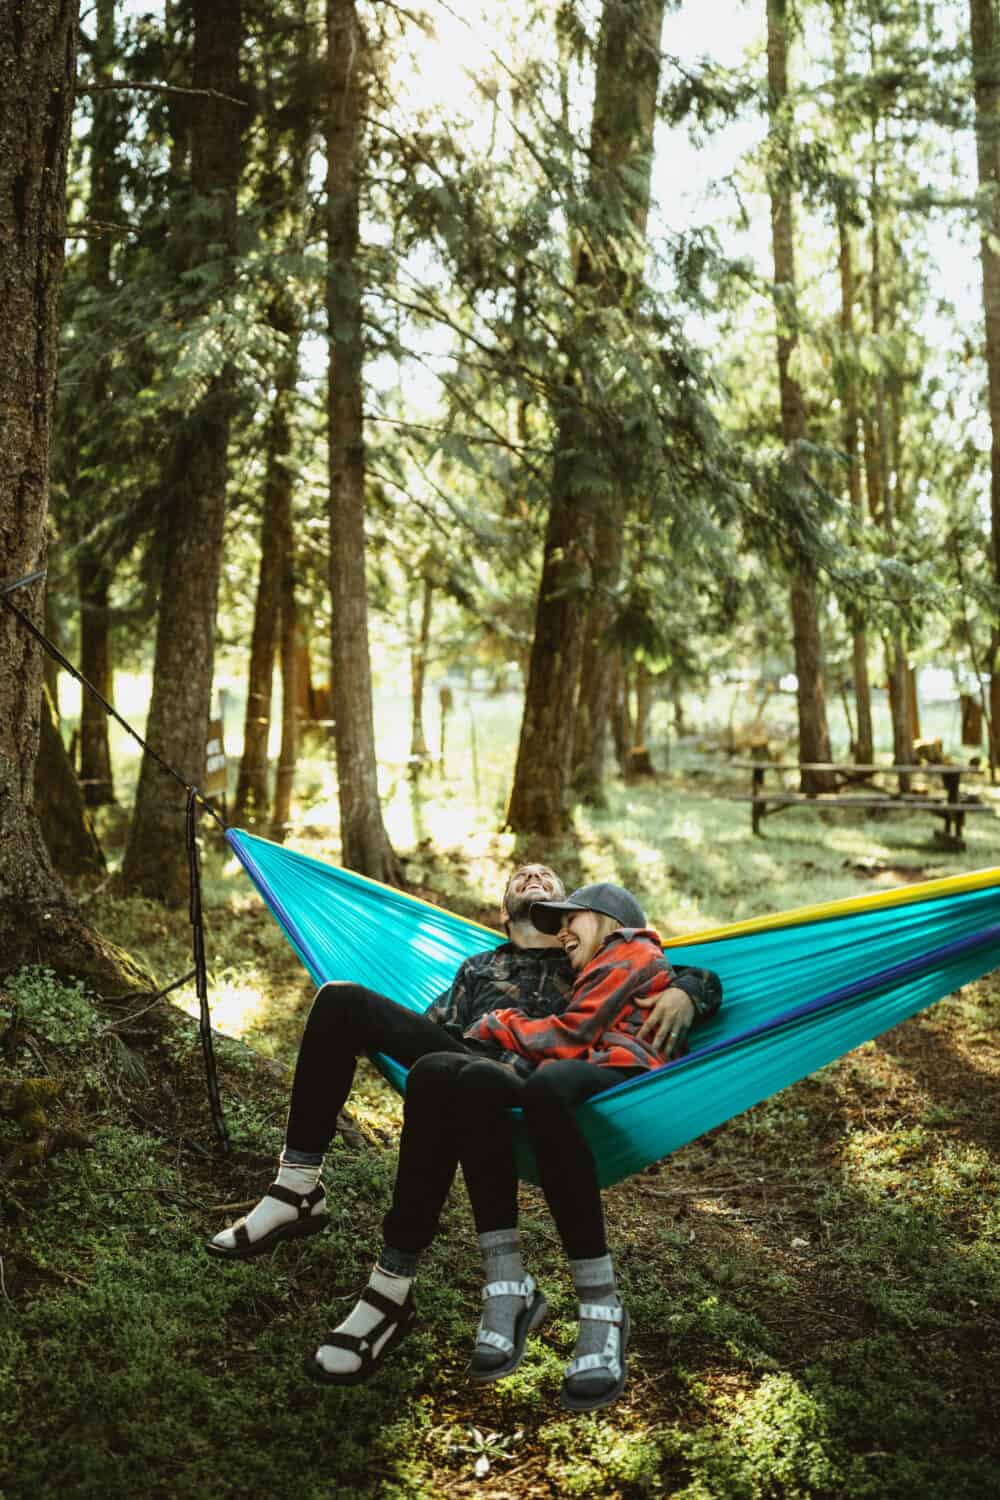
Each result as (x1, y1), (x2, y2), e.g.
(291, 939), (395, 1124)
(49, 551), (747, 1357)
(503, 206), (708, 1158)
(1, 567), (231, 1153)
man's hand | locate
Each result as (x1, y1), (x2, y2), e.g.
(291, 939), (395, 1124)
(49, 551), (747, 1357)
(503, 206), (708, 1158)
(635, 986), (696, 1058)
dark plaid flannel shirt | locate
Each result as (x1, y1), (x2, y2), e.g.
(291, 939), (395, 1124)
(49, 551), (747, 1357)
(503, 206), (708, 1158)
(426, 940), (722, 1049)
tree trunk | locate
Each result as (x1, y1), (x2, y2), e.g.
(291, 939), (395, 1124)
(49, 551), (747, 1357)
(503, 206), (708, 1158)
(121, 0), (243, 902)
(626, 660), (657, 775)
(409, 573), (433, 763)
(868, 144), (913, 780)
(78, 553), (116, 804)
(505, 410), (597, 836)
(35, 687), (105, 877)
(889, 379), (916, 764)
(634, 659), (653, 752)
(271, 564), (299, 843)
(75, 0), (119, 808)
(234, 7), (309, 825)
(669, 670), (687, 737)
(970, 0), (1000, 776)
(573, 513), (622, 807)
(609, 652), (632, 773)
(325, 0), (400, 882)
(507, 0), (667, 832)
(234, 300), (299, 825)
(234, 524), (279, 824)
(766, 0), (833, 793)
(833, 87), (874, 764)
(0, 0), (144, 990)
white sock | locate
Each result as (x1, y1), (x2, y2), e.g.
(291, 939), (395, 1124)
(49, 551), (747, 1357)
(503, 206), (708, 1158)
(210, 1160), (324, 1252)
(314, 1265), (412, 1376)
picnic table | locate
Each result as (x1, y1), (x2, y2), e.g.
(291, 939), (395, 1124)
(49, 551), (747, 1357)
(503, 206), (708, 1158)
(732, 760), (991, 847)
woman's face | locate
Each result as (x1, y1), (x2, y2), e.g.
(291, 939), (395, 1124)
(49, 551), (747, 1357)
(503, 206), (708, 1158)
(557, 910), (609, 971)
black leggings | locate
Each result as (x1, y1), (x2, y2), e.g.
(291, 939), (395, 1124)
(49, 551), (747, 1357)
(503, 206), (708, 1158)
(383, 1053), (637, 1262)
(285, 982), (634, 1262)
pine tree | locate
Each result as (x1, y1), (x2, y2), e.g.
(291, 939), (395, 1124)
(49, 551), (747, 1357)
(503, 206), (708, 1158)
(969, 0), (1000, 770)
(506, 0), (668, 834)
(325, 0), (401, 881)
(121, 0), (245, 902)
(765, 0), (834, 791)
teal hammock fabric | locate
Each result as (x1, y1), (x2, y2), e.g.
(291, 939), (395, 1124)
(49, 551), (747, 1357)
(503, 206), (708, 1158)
(226, 830), (1000, 1188)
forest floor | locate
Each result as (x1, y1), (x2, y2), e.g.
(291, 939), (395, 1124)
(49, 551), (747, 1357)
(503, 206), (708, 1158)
(2, 756), (999, 1499)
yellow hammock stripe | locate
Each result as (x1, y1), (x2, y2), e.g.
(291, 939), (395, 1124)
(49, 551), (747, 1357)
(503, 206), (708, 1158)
(660, 863), (1000, 948)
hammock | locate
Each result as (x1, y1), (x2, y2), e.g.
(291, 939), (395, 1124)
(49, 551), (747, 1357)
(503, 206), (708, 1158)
(226, 830), (1000, 1188)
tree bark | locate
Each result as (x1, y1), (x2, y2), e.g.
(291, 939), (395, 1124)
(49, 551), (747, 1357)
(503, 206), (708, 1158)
(832, 11), (874, 765)
(325, 0), (400, 882)
(271, 562), (299, 842)
(121, 0), (243, 902)
(78, 552), (115, 804)
(609, 652), (632, 773)
(571, 0), (665, 807)
(507, 0), (667, 832)
(35, 687), (105, 877)
(573, 511), (622, 807)
(234, 298), (299, 825)
(867, 141), (912, 780)
(76, 0), (119, 807)
(234, 8), (309, 825)
(0, 0), (144, 990)
(765, 0), (833, 793)
(970, 0), (1000, 775)
(408, 573), (433, 763)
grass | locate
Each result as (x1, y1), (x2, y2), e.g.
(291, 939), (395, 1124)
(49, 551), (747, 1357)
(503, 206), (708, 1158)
(2, 734), (999, 1498)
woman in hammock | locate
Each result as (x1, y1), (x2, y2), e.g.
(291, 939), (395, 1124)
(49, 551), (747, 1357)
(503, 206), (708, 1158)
(308, 881), (703, 1413)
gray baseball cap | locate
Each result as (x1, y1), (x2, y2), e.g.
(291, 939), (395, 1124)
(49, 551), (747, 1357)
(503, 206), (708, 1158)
(531, 881), (646, 934)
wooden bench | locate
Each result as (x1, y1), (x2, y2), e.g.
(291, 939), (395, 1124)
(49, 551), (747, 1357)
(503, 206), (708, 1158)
(732, 761), (992, 847)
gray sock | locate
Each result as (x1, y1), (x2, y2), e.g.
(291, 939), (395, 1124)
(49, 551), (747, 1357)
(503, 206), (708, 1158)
(475, 1229), (532, 1360)
(567, 1253), (623, 1391)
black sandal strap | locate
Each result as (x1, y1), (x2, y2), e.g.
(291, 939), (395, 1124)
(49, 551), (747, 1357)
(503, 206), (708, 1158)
(319, 1303), (403, 1370)
(360, 1286), (409, 1319)
(265, 1182), (324, 1217)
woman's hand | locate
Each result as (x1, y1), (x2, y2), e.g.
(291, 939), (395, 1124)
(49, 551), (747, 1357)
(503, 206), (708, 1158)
(635, 987), (695, 1058)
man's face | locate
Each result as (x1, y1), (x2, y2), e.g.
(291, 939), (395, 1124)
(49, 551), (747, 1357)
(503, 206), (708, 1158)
(502, 864), (564, 925)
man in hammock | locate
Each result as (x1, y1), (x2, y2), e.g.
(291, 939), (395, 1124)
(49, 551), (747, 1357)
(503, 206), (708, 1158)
(207, 863), (720, 1266)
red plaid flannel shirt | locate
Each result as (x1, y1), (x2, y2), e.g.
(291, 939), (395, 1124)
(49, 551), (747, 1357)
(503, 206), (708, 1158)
(465, 928), (675, 1072)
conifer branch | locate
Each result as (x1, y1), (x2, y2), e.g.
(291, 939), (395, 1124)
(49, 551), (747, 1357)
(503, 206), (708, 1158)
(78, 81), (248, 107)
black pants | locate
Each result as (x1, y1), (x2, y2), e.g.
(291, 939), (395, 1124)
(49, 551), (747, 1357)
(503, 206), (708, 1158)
(285, 982), (470, 1154)
(383, 1053), (637, 1262)
(286, 982), (633, 1263)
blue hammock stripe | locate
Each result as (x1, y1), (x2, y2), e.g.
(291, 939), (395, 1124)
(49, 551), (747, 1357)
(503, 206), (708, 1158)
(226, 831), (1000, 1188)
